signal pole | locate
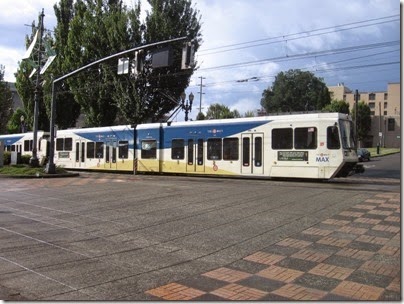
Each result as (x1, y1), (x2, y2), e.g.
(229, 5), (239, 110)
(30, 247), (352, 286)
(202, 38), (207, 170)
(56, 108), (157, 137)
(30, 8), (44, 167)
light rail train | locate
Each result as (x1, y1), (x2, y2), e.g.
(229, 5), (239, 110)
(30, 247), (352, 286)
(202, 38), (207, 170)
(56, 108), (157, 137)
(0, 113), (364, 179)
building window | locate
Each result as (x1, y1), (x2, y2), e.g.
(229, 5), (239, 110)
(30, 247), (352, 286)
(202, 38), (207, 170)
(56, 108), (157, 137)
(388, 118), (395, 131)
(369, 93), (375, 100)
(384, 111), (387, 115)
(384, 102), (388, 109)
(370, 111), (375, 116)
(343, 94), (346, 101)
(368, 102), (375, 109)
(384, 93), (388, 100)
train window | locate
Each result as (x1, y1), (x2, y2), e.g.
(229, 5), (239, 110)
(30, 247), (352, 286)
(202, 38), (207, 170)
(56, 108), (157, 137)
(65, 138), (73, 151)
(56, 137), (73, 151)
(24, 140), (33, 151)
(223, 138), (239, 160)
(119, 141), (129, 159)
(112, 145), (116, 163)
(242, 137), (250, 166)
(294, 127), (317, 149)
(96, 142), (104, 158)
(327, 126), (340, 149)
(76, 142), (80, 162)
(197, 139), (203, 165)
(255, 137), (262, 167)
(141, 140), (157, 159)
(87, 142), (95, 158)
(272, 128), (293, 149)
(207, 138), (222, 160)
(188, 139), (194, 165)
(81, 142), (85, 162)
(56, 138), (64, 151)
(171, 139), (185, 159)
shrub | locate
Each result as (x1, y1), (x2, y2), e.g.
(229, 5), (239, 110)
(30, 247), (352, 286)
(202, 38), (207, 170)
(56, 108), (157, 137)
(21, 154), (31, 165)
(3, 151), (11, 165)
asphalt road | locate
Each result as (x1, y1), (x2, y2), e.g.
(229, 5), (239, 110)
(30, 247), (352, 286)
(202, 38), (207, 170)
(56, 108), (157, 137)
(360, 152), (401, 179)
(0, 155), (400, 300)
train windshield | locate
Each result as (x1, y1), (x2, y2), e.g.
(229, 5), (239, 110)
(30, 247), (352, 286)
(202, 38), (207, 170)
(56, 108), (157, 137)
(339, 119), (355, 149)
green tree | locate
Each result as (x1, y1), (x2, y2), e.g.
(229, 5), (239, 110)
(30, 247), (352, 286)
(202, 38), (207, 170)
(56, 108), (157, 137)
(322, 99), (350, 114)
(261, 69), (331, 113)
(128, 0), (202, 124)
(0, 65), (13, 134)
(351, 101), (371, 143)
(7, 108), (29, 134)
(65, 0), (131, 127)
(244, 110), (255, 117)
(42, 0), (81, 129)
(15, 18), (51, 131)
(196, 112), (205, 120)
(205, 103), (241, 119)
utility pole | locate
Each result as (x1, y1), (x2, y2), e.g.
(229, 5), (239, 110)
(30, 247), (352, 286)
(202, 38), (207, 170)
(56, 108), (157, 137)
(30, 8), (44, 167)
(354, 89), (359, 149)
(197, 76), (205, 114)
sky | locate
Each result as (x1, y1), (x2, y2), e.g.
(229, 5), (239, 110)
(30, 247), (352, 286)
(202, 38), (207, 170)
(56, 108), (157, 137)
(0, 0), (400, 121)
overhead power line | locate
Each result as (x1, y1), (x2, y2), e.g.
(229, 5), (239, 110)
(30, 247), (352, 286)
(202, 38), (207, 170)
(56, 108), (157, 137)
(198, 14), (399, 56)
(199, 40), (399, 71)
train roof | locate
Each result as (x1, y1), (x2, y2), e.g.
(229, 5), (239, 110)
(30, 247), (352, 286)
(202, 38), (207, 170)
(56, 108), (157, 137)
(49, 112), (351, 134)
(163, 112), (351, 128)
(0, 130), (48, 138)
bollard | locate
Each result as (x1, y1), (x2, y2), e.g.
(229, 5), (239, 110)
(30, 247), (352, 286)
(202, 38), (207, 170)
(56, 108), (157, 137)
(377, 144), (380, 154)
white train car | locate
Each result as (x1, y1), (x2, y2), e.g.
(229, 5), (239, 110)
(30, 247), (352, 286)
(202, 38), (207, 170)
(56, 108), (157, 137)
(156, 113), (359, 179)
(0, 131), (49, 162)
(46, 112), (361, 179)
(53, 125), (135, 171)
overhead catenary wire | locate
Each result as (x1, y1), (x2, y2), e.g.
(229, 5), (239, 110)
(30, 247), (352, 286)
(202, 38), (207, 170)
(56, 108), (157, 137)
(198, 14), (399, 55)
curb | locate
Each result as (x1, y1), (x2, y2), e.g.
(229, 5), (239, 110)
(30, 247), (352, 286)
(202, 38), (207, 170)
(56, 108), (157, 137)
(0, 172), (79, 179)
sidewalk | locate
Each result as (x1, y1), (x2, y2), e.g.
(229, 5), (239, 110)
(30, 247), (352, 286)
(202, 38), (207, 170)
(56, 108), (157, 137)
(145, 192), (400, 301)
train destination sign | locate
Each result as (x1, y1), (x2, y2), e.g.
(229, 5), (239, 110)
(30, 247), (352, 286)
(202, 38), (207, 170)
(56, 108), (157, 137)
(278, 151), (308, 161)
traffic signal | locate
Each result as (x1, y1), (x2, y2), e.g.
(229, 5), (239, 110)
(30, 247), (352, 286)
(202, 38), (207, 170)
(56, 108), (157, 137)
(132, 50), (144, 76)
(181, 42), (194, 69)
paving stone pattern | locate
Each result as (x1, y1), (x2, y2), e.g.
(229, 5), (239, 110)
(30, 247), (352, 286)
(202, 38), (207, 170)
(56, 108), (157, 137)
(146, 192), (401, 301)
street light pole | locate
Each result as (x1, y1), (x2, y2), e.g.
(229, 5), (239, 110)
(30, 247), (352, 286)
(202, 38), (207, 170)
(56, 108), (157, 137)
(30, 8), (44, 167)
(180, 92), (194, 121)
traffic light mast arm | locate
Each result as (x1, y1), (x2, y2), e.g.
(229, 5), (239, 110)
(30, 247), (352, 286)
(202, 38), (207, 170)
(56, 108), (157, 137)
(53, 36), (188, 84)
(45, 36), (189, 174)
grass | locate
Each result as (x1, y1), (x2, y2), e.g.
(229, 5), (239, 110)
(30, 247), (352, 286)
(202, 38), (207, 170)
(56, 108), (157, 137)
(366, 147), (400, 157)
(0, 164), (69, 177)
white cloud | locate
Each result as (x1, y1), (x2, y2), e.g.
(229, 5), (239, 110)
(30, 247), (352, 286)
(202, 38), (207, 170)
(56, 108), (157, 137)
(0, 0), (399, 118)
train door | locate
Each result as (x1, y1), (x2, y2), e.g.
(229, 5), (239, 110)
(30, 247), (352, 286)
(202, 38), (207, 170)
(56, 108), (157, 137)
(105, 139), (117, 169)
(241, 133), (264, 175)
(186, 137), (205, 173)
(75, 140), (85, 168)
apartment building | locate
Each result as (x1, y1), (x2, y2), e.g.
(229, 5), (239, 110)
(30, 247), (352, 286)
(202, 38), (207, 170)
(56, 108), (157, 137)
(328, 83), (400, 148)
